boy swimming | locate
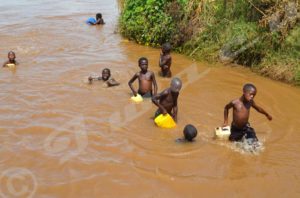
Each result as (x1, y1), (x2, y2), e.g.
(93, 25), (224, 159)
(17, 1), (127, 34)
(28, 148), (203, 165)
(88, 68), (119, 87)
(152, 77), (182, 122)
(3, 51), (18, 67)
(159, 43), (172, 77)
(223, 83), (272, 142)
(128, 57), (158, 97)
(86, 13), (105, 25)
(176, 124), (198, 142)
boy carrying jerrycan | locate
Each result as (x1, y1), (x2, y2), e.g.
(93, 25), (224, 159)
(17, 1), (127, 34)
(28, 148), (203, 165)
(152, 78), (182, 128)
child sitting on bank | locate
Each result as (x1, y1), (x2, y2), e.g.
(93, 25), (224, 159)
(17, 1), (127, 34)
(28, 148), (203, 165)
(159, 43), (172, 77)
(223, 83), (272, 142)
(3, 51), (18, 67)
(176, 124), (198, 142)
(86, 13), (105, 25)
(88, 68), (119, 87)
(128, 57), (158, 98)
(152, 77), (182, 122)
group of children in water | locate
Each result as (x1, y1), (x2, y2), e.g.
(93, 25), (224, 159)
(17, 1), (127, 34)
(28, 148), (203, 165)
(2, 12), (272, 146)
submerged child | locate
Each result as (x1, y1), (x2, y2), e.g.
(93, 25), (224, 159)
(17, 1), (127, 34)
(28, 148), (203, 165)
(176, 124), (198, 142)
(128, 57), (158, 98)
(88, 68), (119, 87)
(152, 77), (182, 122)
(223, 83), (272, 142)
(86, 13), (105, 25)
(159, 43), (172, 77)
(3, 51), (18, 67)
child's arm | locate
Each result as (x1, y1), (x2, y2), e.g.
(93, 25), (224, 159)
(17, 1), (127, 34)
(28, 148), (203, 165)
(88, 76), (101, 83)
(2, 61), (8, 67)
(172, 94), (179, 122)
(223, 101), (233, 126)
(151, 72), (158, 95)
(159, 55), (170, 69)
(96, 19), (105, 25)
(128, 73), (138, 96)
(107, 78), (120, 87)
(252, 101), (272, 120)
(152, 90), (169, 115)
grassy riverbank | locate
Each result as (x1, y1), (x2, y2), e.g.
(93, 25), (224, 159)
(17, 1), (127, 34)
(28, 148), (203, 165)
(119, 0), (300, 85)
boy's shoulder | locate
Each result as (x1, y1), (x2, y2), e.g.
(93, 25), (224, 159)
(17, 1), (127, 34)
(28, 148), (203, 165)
(232, 98), (241, 105)
(161, 87), (171, 94)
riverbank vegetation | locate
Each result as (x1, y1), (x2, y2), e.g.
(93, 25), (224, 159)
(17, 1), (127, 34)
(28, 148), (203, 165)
(119, 0), (300, 85)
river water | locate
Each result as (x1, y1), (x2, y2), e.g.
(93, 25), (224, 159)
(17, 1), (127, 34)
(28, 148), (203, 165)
(1, 0), (300, 197)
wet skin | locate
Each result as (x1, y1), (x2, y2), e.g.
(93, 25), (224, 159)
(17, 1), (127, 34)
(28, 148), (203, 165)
(128, 59), (157, 96)
(223, 87), (272, 128)
(88, 69), (119, 87)
(3, 51), (18, 67)
(152, 78), (182, 122)
(159, 49), (172, 77)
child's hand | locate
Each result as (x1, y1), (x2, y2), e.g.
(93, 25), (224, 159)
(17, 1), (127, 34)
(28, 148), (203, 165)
(266, 114), (272, 121)
(222, 122), (228, 127)
(133, 91), (137, 97)
(162, 109), (167, 115)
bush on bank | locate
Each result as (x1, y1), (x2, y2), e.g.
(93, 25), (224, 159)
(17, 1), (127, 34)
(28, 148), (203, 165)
(119, 0), (300, 85)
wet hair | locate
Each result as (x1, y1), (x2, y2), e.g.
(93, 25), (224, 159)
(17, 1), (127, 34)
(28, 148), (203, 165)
(102, 68), (111, 74)
(162, 43), (171, 53)
(138, 57), (148, 65)
(183, 124), (197, 141)
(8, 51), (15, 56)
(243, 83), (256, 92)
(170, 77), (182, 89)
(96, 13), (102, 20)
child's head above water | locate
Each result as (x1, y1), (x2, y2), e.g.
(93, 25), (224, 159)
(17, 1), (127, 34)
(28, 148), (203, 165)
(162, 43), (171, 54)
(8, 51), (16, 61)
(183, 124), (197, 141)
(138, 57), (148, 72)
(170, 77), (182, 93)
(96, 13), (102, 20)
(102, 68), (111, 81)
(243, 83), (257, 102)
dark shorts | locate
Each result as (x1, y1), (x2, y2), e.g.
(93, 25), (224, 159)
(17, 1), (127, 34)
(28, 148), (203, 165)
(138, 90), (152, 98)
(229, 123), (258, 142)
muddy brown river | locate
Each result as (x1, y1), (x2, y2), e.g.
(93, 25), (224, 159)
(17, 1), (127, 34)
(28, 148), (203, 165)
(1, 0), (300, 197)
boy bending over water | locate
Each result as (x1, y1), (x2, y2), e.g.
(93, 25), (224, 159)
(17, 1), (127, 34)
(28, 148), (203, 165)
(3, 51), (18, 67)
(88, 68), (119, 87)
(128, 57), (157, 97)
(152, 77), (182, 122)
(223, 83), (272, 142)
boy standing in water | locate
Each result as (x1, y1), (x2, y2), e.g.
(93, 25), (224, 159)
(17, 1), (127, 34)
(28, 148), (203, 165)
(128, 57), (158, 97)
(152, 77), (182, 122)
(3, 51), (18, 67)
(223, 83), (272, 142)
(88, 68), (119, 87)
(159, 43), (172, 77)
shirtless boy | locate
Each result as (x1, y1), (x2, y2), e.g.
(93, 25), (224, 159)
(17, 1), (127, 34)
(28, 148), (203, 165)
(159, 43), (172, 77)
(88, 68), (119, 87)
(223, 83), (272, 141)
(3, 51), (18, 67)
(152, 77), (182, 122)
(128, 57), (157, 97)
